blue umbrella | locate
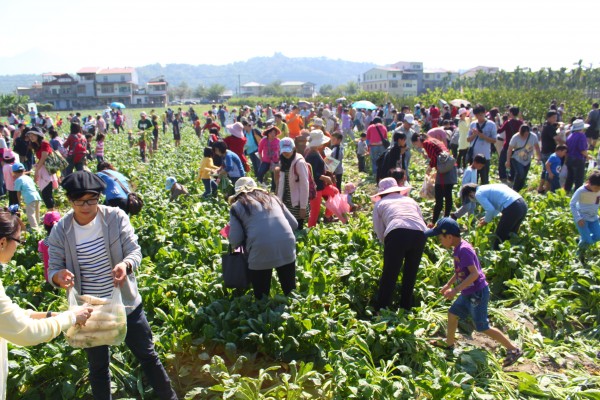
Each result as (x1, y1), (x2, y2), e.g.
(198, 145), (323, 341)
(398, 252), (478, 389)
(351, 100), (377, 110)
(110, 102), (126, 109)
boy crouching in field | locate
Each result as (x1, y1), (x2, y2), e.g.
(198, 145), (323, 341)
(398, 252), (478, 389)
(425, 217), (523, 367)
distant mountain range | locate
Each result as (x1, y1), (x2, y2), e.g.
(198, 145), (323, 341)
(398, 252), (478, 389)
(0, 53), (376, 94)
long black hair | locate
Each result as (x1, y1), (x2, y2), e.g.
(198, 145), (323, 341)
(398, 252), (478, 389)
(234, 190), (279, 216)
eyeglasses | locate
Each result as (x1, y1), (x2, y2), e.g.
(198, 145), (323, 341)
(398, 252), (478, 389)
(9, 236), (23, 244)
(72, 198), (100, 207)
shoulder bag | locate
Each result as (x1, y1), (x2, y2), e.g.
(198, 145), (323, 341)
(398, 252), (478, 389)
(467, 121), (487, 163)
(44, 150), (68, 174)
(222, 208), (250, 289)
(375, 125), (390, 149)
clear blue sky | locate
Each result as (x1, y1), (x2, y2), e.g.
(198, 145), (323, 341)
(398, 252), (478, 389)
(0, 0), (598, 75)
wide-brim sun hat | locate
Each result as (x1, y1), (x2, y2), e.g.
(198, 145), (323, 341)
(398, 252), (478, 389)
(226, 122), (244, 138)
(263, 125), (281, 137)
(228, 177), (268, 204)
(373, 177), (411, 197)
(308, 129), (330, 148)
(570, 119), (589, 132)
(26, 127), (45, 139)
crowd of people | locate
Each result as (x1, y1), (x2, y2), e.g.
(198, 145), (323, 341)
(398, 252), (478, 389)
(0, 97), (599, 395)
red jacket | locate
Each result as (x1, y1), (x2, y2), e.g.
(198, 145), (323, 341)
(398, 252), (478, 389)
(223, 135), (249, 171)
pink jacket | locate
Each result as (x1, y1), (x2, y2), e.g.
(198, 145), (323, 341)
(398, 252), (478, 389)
(3, 163), (16, 191)
(277, 154), (309, 209)
(258, 137), (280, 163)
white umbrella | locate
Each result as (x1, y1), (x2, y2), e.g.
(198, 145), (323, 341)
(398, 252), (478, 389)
(450, 99), (471, 107)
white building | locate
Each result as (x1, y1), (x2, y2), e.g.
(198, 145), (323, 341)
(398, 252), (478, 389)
(423, 69), (459, 91)
(280, 81), (316, 98)
(240, 82), (265, 97)
(94, 67), (138, 105)
(361, 66), (420, 98)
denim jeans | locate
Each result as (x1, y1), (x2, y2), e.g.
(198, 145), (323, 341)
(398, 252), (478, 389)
(498, 147), (514, 181)
(577, 219), (600, 248)
(257, 161), (275, 191)
(540, 153), (550, 181)
(357, 155), (366, 172)
(202, 178), (218, 197)
(65, 158), (85, 176)
(370, 144), (386, 178)
(84, 304), (177, 400)
(248, 152), (261, 177)
(449, 286), (490, 331)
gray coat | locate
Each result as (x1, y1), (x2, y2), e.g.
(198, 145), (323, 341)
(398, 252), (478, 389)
(48, 205), (142, 315)
(229, 195), (297, 270)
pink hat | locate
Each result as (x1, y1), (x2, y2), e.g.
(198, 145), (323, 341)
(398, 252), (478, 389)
(43, 211), (61, 226)
(226, 122), (244, 139)
(371, 177), (411, 202)
(2, 149), (15, 160)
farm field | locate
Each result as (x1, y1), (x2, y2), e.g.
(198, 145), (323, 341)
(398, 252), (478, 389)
(2, 114), (600, 399)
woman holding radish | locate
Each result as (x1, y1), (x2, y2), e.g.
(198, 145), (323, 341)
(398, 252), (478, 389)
(48, 171), (177, 400)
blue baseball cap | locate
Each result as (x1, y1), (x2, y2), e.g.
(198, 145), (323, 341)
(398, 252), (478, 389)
(424, 217), (461, 238)
(11, 163), (25, 172)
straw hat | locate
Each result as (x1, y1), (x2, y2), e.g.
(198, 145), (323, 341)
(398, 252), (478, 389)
(228, 177), (267, 203)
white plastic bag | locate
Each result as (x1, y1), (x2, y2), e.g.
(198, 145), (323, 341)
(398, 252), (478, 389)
(420, 174), (435, 200)
(65, 287), (127, 348)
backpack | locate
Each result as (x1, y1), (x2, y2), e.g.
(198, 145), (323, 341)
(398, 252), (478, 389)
(71, 134), (88, 164)
(295, 161), (317, 200)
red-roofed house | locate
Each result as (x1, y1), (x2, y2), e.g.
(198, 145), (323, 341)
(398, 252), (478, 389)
(16, 67), (168, 109)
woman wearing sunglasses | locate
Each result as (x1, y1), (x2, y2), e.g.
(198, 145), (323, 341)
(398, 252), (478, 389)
(0, 207), (92, 400)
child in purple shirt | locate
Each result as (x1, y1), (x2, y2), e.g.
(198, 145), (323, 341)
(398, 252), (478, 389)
(425, 217), (523, 367)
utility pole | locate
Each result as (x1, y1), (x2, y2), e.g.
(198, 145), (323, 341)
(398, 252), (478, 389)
(238, 74), (241, 97)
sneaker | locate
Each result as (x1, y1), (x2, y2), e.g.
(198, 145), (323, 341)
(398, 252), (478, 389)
(503, 348), (523, 367)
